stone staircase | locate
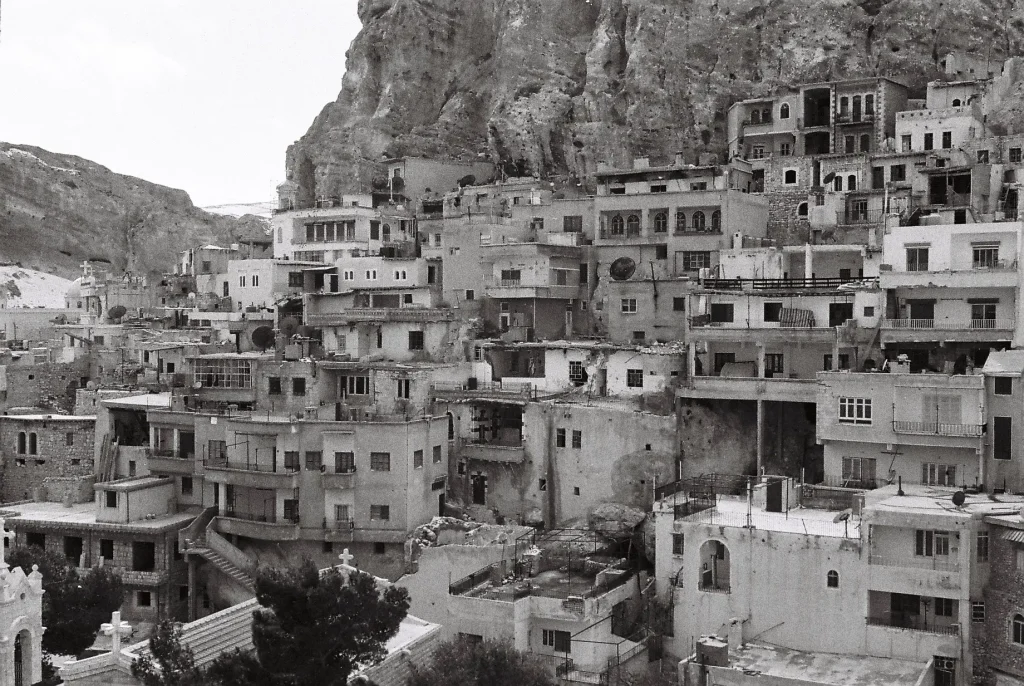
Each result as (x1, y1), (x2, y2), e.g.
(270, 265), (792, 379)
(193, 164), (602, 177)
(188, 540), (255, 592)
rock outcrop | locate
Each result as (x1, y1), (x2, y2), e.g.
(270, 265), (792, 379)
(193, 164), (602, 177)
(287, 0), (1024, 198)
(0, 144), (267, 278)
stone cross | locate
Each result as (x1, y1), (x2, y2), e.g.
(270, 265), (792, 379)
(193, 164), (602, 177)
(101, 611), (133, 656)
(338, 548), (355, 567)
(0, 518), (15, 571)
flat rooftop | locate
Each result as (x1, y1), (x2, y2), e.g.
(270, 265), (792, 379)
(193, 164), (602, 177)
(677, 496), (861, 539)
(1, 501), (195, 531)
(724, 643), (927, 686)
(102, 392), (172, 410)
(863, 483), (1024, 518)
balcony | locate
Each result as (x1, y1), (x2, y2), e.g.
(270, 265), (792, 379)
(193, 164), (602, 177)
(838, 208), (886, 225)
(880, 318), (1014, 342)
(305, 308), (456, 326)
(835, 113), (876, 125)
(430, 380), (535, 401)
(147, 448), (195, 475)
(461, 443), (526, 464)
(865, 616), (959, 636)
(868, 553), (959, 574)
(880, 266), (1017, 289)
(204, 459), (300, 490)
(697, 582), (731, 594)
(699, 277), (878, 291)
(484, 282), (578, 300)
(892, 420), (984, 438)
(322, 469), (357, 489)
(325, 519), (356, 542)
(597, 228), (656, 243)
(216, 514), (301, 541)
(678, 376), (819, 403)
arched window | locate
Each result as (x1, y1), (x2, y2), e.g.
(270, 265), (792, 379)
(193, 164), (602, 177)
(1013, 614), (1024, 644)
(834, 176), (843, 192)
(711, 210), (722, 232)
(28, 433), (37, 455)
(784, 169), (797, 185)
(611, 215), (624, 235)
(626, 214), (641, 236)
(848, 175), (857, 191)
(865, 94), (874, 115)
(698, 540), (730, 592)
(653, 212), (668, 233)
(676, 210), (686, 233)
(17, 432), (25, 455)
(952, 98), (961, 107)
(692, 211), (706, 232)
(827, 570), (839, 588)
(751, 109), (761, 124)
(798, 202), (809, 217)
(779, 103), (790, 119)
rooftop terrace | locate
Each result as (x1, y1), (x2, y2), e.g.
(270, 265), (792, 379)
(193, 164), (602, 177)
(718, 642), (928, 686)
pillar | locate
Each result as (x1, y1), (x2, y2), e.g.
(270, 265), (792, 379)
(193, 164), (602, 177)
(688, 343), (697, 379)
(804, 242), (813, 280)
(756, 399), (765, 476)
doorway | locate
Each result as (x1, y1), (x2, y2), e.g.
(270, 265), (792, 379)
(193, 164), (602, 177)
(471, 474), (487, 505)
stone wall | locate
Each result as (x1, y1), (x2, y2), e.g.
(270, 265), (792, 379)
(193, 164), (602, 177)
(0, 416), (96, 501)
(975, 531), (1024, 685)
(2, 358), (90, 413)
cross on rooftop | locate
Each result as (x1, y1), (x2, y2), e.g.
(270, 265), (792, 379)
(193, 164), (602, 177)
(101, 611), (133, 656)
(338, 548), (355, 566)
(0, 518), (15, 571)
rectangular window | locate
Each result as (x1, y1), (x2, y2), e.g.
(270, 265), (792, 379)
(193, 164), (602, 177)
(764, 353), (784, 377)
(334, 452), (355, 473)
(572, 430), (582, 449)
(673, 297), (686, 312)
(650, 184), (667, 193)
(779, 143), (791, 157)
(872, 166), (885, 189)
(924, 133), (934, 150)
(1011, 148), (1023, 163)
(763, 302), (782, 323)
(542, 629), (572, 653)
(680, 251), (711, 271)
(370, 505), (390, 521)
(906, 247), (929, 271)
(995, 377), (1013, 395)
(105, 491), (117, 508)
(751, 145), (765, 160)
(942, 131), (952, 149)
(709, 303), (734, 323)
(845, 135), (856, 154)
(370, 452), (391, 472)
(396, 378), (411, 399)
(626, 369), (644, 388)
(288, 272), (303, 287)
(433, 445), (442, 463)
(621, 298), (637, 314)
(305, 451), (322, 470)
(181, 476), (193, 496)
(890, 164), (906, 182)
(137, 591), (152, 607)
(100, 539), (114, 559)
(838, 397), (872, 424)
(901, 135), (912, 152)
(408, 331), (425, 350)
(413, 450), (424, 469)
(922, 463), (957, 486)
(268, 377), (282, 395)
(934, 597), (955, 617)
(978, 149), (990, 163)
(335, 504), (351, 522)
(973, 245), (999, 268)
(563, 216), (583, 233)
(556, 428), (566, 448)
(714, 353), (736, 374)
(465, 289), (475, 301)
(841, 457), (876, 487)
(292, 377), (306, 396)
(340, 375), (371, 396)
(672, 533), (684, 556)
(978, 531), (990, 562)
(972, 601), (986, 622)
(569, 360), (585, 383)
(995, 416), (1012, 460)
(655, 244), (668, 260)
(281, 451), (301, 471)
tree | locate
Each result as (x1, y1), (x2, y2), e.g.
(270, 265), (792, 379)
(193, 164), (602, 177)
(208, 558), (410, 686)
(8, 545), (125, 657)
(407, 638), (556, 686)
(130, 621), (205, 686)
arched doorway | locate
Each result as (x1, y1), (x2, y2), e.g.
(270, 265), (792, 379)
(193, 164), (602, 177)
(13, 629), (31, 686)
(698, 540), (731, 592)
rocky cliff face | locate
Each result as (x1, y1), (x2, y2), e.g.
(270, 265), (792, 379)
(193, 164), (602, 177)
(0, 144), (266, 278)
(287, 0), (1024, 198)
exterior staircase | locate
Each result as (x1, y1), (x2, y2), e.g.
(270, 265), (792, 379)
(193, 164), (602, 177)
(188, 540), (255, 592)
(180, 508), (257, 595)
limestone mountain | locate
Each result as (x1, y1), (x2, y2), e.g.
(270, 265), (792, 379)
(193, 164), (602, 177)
(286, 0), (1024, 199)
(0, 143), (267, 279)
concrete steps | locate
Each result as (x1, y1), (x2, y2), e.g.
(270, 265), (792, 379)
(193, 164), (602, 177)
(191, 546), (255, 592)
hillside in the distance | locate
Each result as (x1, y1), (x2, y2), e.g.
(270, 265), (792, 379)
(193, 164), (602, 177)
(286, 0), (1024, 200)
(0, 144), (268, 279)
(0, 266), (72, 309)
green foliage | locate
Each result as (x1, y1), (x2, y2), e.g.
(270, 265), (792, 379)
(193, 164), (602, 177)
(7, 546), (125, 657)
(130, 621), (205, 686)
(407, 638), (555, 686)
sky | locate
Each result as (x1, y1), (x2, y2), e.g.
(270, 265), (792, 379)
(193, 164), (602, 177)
(0, 1), (362, 207)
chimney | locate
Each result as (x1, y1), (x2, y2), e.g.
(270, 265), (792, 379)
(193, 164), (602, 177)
(674, 151), (686, 167)
(727, 618), (744, 651)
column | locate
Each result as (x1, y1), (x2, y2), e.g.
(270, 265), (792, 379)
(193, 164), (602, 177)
(187, 558), (197, 621)
(756, 399), (765, 476)
(688, 343), (697, 379)
(804, 242), (814, 280)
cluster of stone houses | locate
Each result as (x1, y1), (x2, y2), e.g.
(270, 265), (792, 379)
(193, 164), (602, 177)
(5, 52), (1024, 686)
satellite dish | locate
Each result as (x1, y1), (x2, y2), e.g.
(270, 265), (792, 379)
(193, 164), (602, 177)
(251, 326), (275, 351)
(609, 257), (636, 281)
(187, 292), (197, 301)
(108, 305), (127, 321)
(952, 491), (966, 508)
(832, 508), (852, 523)
(822, 171), (836, 185)
(280, 317), (300, 338)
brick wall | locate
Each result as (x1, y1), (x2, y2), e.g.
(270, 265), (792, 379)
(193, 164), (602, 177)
(3, 358), (90, 413)
(976, 530), (1024, 685)
(0, 417), (96, 501)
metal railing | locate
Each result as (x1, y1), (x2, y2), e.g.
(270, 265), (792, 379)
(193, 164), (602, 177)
(868, 553), (960, 573)
(882, 318), (1014, 330)
(205, 454), (298, 474)
(866, 616), (959, 635)
(326, 519), (355, 531)
(699, 276), (878, 290)
(839, 208), (886, 225)
(892, 420), (984, 437)
(151, 448), (193, 460)
(223, 510), (300, 525)
(817, 475), (879, 490)
(499, 279), (522, 287)
(697, 583), (731, 594)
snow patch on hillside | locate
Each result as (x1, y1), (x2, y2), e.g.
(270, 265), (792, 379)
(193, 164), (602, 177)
(0, 266), (73, 308)
(2, 148), (80, 175)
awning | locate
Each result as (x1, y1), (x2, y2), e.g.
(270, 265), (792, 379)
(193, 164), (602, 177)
(1002, 529), (1024, 543)
(301, 266), (337, 272)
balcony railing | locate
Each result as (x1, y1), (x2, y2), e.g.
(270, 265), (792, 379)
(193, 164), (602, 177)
(868, 553), (960, 573)
(882, 318), (1014, 330)
(223, 510), (299, 526)
(699, 277), (878, 290)
(866, 616), (959, 636)
(697, 582), (731, 594)
(835, 113), (875, 124)
(206, 455), (298, 474)
(839, 208), (886, 225)
(499, 279), (522, 287)
(151, 448), (192, 460)
(892, 420), (984, 437)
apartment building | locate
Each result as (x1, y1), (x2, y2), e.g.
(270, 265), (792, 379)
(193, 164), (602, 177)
(981, 351), (1024, 494)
